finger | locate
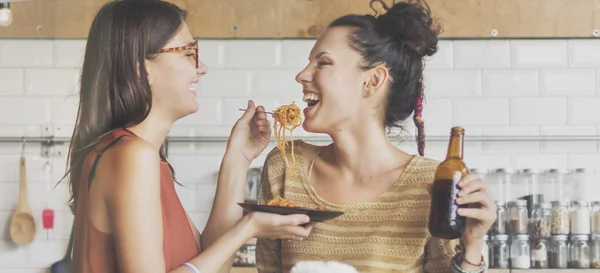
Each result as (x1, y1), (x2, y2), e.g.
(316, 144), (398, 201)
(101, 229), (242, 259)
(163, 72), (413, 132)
(457, 208), (496, 222)
(277, 214), (311, 226)
(256, 119), (269, 127)
(258, 126), (271, 132)
(458, 179), (487, 197)
(239, 100), (257, 122)
(456, 191), (490, 207)
(285, 225), (313, 239)
(457, 173), (482, 188)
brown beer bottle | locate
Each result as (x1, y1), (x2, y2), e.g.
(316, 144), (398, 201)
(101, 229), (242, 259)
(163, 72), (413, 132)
(428, 126), (469, 239)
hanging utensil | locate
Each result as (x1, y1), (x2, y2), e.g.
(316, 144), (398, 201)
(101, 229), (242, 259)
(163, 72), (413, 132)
(42, 160), (54, 240)
(9, 138), (37, 245)
(50, 220), (74, 273)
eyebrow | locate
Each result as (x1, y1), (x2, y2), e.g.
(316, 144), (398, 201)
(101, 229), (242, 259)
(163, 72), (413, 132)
(309, 51), (330, 60)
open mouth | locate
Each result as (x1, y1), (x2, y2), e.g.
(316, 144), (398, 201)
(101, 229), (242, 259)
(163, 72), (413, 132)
(303, 92), (321, 108)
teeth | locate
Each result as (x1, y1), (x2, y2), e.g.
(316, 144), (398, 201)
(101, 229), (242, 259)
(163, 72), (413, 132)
(189, 84), (196, 91)
(302, 92), (321, 102)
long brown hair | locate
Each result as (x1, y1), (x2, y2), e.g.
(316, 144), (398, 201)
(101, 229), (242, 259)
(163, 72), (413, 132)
(59, 0), (187, 213)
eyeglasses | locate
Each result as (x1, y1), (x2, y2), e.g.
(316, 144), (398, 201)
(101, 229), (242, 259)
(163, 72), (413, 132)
(158, 40), (198, 68)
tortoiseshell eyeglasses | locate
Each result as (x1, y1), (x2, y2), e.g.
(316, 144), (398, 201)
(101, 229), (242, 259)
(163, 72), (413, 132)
(158, 40), (198, 68)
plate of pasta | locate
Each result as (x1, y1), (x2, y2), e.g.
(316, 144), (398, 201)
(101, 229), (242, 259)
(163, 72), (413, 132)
(238, 197), (344, 223)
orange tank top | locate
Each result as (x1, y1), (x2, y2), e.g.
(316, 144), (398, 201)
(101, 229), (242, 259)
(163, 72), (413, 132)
(71, 128), (199, 272)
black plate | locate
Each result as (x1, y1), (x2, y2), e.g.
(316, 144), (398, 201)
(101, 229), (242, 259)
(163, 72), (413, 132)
(237, 203), (344, 223)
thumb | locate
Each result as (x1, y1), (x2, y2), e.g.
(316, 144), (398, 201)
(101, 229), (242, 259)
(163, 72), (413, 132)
(279, 214), (311, 226)
(239, 100), (256, 122)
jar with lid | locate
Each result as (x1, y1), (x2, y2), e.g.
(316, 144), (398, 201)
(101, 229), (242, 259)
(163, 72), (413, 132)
(489, 201), (506, 235)
(549, 234), (569, 269)
(570, 234), (591, 268)
(570, 201), (590, 235)
(592, 234), (600, 268)
(570, 168), (594, 202)
(491, 234), (509, 268)
(508, 200), (528, 234)
(531, 203), (551, 238)
(550, 201), (569, 235)
(531, 237), (549, 268)
(591, 201), (600, 235)
(511, 234), (531, 269)
(514, 168), (543, 217)
(489, 168), (512, 203)
(544, 168), (570, 203)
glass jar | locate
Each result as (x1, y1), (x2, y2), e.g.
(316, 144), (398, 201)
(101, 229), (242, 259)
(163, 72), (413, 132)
(531, 203), (551, 238)
(570, 168), (594, 202)
(489, 201), (506, 235)
(508, 200), (528, 234)
(544, 168), (570, 203)
(482, 235), (489, 268)
(591, 201), (600, 235)
(551, 201), (570, 235)
(491, 234), (509, 268)
(511, 234), (531, 269)
(570, 201), (590, 235)
(531, 237), (549, 268)
(489, 168), (512, 203)
(569, 234), (591, 268)
(549, 234), (569, 269)
(515, 168), (543, 217)
(592, 234), (600, 268)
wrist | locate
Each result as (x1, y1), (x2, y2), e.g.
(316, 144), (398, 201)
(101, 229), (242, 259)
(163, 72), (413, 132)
(235, 214), (256, 241)
(461, 239), (485, 270)
(223, 152), (252, 167)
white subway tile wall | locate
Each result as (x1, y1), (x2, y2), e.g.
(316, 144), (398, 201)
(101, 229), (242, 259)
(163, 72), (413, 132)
(0, 38), (599, 271)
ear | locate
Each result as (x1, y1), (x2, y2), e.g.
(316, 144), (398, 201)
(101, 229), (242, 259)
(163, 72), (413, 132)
(142, 60), (154, 85)
(363, 65), (389, 97)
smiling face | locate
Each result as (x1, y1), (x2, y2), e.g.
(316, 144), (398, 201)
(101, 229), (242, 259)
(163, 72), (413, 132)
(146, 22), (208, 121)
(296, 26), (378, 134)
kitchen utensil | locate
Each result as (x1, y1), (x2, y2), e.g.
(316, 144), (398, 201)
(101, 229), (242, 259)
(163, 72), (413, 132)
(9, 155), (36, 245)
(237, 203), (343, 223)
(42, 160), (54, 240)
(238, 108), (273, 115)
(50, 221), (74, 273)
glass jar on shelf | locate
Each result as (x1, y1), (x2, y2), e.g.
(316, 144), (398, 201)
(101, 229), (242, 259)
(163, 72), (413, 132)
(491, 234), (509, 269)
(531, 203), (551, 238)
(511, 234), (531, 269)
(508, 200), (528, 234)
(482, 234), (489, 268)
(592, 234), (600, 268)
(531, 237), (549, 268)
(514, 168), (543, 217)
(489, 201), (506, 235)
(570, 201), (590, 235)
(570, 168), (594, 202)
(550, 201), (569, 235)
(489, 168), (512, 203)
(544, 168), (570, 203)
(591, 201), (600, 235)
(549, 234), (568, 269)
(569, 234), (591, 268)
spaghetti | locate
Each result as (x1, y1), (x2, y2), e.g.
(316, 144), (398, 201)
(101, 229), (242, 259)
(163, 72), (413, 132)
(272, 101), (302, 183)
(267, 196), (325, 210)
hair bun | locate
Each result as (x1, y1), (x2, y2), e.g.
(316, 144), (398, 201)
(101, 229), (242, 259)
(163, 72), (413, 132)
(371, 0), (441, 57)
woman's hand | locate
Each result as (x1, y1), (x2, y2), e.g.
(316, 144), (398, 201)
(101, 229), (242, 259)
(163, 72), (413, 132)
(226, 100), (272, 163)
(244, 211), (314, 241)
(455, 174), (497, 262)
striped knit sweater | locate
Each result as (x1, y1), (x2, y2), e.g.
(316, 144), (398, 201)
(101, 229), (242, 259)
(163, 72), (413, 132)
(255, 140), (459, 273)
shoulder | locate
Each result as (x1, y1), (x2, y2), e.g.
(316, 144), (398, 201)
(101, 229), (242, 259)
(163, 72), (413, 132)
(404, 155), (441, 185)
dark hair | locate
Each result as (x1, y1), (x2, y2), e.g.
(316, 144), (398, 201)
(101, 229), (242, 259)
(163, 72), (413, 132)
(329, 0), (441, 156)
(59, 0), (187, 213)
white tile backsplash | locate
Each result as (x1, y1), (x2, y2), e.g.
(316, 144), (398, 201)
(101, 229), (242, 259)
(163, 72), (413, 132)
(1, 37), (600, 271)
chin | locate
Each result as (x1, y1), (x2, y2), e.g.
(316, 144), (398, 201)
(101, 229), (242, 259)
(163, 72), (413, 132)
(302, 120), (327, 134)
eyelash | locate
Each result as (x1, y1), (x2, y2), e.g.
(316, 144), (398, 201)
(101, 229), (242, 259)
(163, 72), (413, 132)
(317, 62), (331, 67)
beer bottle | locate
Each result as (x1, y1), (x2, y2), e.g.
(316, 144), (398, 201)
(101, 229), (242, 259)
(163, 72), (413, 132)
(428, 126), (469, 239)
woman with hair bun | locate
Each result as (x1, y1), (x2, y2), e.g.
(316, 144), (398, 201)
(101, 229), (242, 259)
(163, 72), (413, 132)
(256, 1), (496, 272)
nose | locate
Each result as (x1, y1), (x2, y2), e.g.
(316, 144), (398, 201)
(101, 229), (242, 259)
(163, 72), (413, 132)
(197, 59), (208, 76)
(295, 65), (312, 84)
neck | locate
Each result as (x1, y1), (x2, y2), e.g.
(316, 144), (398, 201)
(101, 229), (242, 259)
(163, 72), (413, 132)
(325, 121), (409, 178)
(126, 109), (173, 151)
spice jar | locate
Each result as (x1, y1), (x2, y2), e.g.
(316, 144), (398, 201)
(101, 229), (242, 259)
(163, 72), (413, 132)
(489, 168), (512, 203)
(551, 201), (569, 235)
(569, 234), (591, 268)
(511, 234), (531, 269)
(508, 200), (528, 234)
(531, 237), (549, 268)
(544, 168), (570, 203)
(491, 234), (509, 268)
(591, 201), (600, 235)
(570, 168), (593, 202)
(549, 234), (568, 269)
(570, 201), (590, 235)
(592, 234), (600, 268)
(489, 201), (506, 235)
(531, 203), (551, 238)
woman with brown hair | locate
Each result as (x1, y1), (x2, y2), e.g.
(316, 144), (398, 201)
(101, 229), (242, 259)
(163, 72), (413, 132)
(61, 1), (313, 272)
(256, 0), (496, 272)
